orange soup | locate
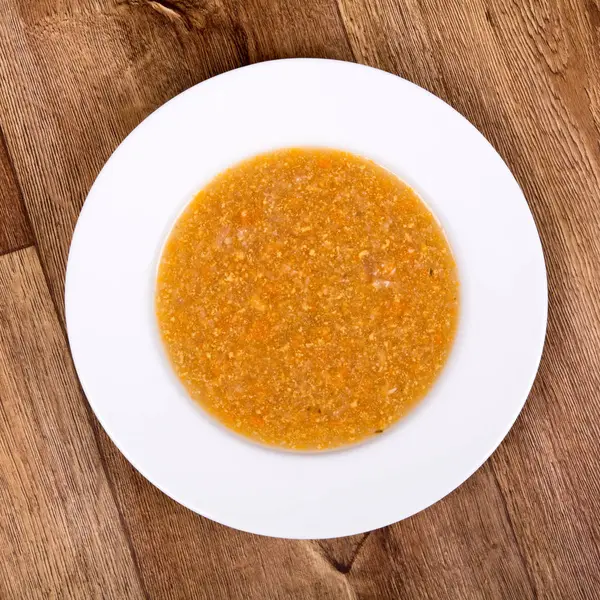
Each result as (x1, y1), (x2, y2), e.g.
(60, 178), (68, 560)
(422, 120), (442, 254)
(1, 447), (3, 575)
(156, 148), (459, 450)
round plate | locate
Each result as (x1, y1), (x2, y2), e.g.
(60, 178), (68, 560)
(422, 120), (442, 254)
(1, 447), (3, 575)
(66, 59), (547, 539)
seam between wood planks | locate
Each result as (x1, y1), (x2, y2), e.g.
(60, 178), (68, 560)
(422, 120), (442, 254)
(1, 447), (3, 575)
(345, 531), (371, 573)
(0, 242), (34, 258)
(0, 125), (32, 254)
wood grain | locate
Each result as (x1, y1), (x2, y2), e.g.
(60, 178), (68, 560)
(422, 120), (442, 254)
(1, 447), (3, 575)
(0, 248), (145, 599)
(0, 0), (245, 315)
(99, 439), (351, 600)
(0, 128), (32, 254)
(0, 0), (352, 317)
(339, 0), (600, 597)
(0, 0), (359, 596)
(0, 0), (599, 597)
(346, 466), (534, 599)
(236, 0), (352, 62)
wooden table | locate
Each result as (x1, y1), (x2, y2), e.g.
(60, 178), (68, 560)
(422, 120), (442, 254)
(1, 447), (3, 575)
(1, 1), (599, 598)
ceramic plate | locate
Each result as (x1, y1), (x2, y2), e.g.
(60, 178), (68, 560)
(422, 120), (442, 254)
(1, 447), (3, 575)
(66, 59), (547, 539)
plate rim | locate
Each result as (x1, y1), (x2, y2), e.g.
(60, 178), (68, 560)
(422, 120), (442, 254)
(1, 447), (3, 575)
(65, 57), (548, 539)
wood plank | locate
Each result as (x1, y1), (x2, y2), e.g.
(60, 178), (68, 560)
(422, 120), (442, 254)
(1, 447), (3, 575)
(0, 247), (145, 599)
(0, 1), (359, 596)
(0, 127), (32, 254)
(338, 0), (600, 597)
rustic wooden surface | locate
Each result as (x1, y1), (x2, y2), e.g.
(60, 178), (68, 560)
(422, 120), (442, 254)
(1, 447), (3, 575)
(0, 0), (598, 597)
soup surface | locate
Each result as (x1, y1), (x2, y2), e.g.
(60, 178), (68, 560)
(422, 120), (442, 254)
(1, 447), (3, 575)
(156, 148), (459, 450)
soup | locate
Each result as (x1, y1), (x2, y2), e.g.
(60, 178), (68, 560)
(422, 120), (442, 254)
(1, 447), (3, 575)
(156, 148), (459, 450)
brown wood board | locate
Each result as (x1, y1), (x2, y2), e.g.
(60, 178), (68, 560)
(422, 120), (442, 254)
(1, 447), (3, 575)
(1, 0), (599, 597)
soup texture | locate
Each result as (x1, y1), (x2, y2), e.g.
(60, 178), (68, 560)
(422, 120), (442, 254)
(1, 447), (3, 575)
(156, 148), (459, 450)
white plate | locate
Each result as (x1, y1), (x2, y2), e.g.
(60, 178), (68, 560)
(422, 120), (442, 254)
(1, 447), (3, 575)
(66, 59), (547, 539)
